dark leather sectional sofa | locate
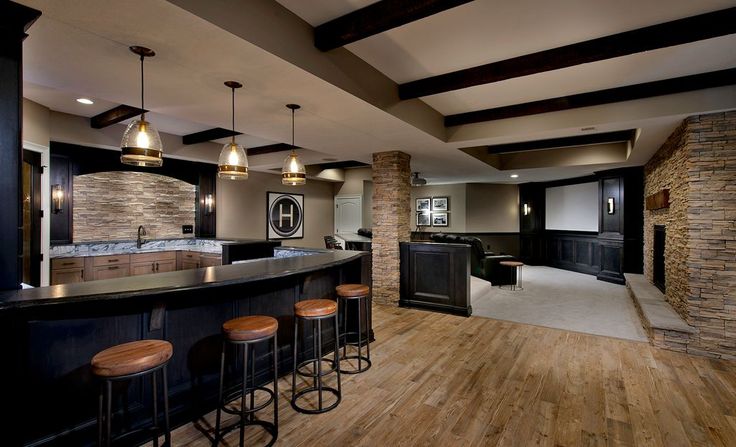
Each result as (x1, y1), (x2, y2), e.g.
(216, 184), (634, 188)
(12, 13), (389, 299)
(429, 233), (517, 286)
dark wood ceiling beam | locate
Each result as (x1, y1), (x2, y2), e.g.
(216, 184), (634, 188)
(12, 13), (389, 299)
(483, 130), (636, 155)
(445, 68), (736, 126)
(248, 143), (294, 157)
(400, 7), (736, 99)
(182, 128), (241, 145)
(90, 104), (146, 129)
(314, 0), (474, 51)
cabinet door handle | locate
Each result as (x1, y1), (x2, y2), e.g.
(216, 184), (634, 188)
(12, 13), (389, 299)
(155, 262), (159, 271)
(108, 266), (119, 270)
(152, 262), (156, 272)
(62, 262), (75, 266)
(108, 259), (118, 263)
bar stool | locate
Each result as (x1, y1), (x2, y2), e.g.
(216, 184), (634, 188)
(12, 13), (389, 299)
(291, 299), (341, 414)
(500, 260), (524, 291)
(336, 284), (371, 374)
(213, 315), (279, 447)
(91, 339), (172, 447)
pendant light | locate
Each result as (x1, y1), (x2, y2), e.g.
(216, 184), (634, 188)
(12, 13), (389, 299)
(281, 104), (306, 186)
(120, 46), (163, 167)
(217, 81), (248, 180)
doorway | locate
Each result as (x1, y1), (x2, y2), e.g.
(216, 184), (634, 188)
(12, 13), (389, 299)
(22, 150), (42, 287)
(334, 195), (362, 235)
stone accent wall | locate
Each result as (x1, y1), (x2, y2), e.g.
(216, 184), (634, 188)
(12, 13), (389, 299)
(371, 151), (411, 306)
(73, 171), (196, 242)
(643, 121), (690, 316)
(644, 111), (736, 359)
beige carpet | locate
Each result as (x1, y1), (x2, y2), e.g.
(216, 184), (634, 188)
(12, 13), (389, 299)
(471, 266), (648, 341)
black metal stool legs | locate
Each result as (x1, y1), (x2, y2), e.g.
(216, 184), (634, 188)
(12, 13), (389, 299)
(97, 365), (171, 447)
(290, 312), (342, 414)
(212, 335), (278, 447)
(338, 295), (372, 374)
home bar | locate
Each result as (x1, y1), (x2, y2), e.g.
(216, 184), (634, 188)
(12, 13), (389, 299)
(3, 1), (736, 446)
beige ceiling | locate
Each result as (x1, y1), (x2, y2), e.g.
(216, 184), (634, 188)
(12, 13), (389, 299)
(18, 0), (736, 184)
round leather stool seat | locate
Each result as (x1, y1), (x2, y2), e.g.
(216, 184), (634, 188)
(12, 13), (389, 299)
(295, 299), (337, 317)
(500, 261), (524, 267)
(336, 284), (370, 298)
(222, 315), (278, 341)
(91, 340), (173, 377)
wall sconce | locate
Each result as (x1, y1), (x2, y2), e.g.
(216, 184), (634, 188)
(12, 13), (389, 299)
(523, 203), (531, 216)
(52, 184), (64, 213)
(607, 197), (615, 215)
(204, 193), (215, 215)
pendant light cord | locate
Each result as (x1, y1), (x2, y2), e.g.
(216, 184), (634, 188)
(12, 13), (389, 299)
(138, 54), (146, 120)
(291, 107), (296, 154)
(231, 87), (235, 143)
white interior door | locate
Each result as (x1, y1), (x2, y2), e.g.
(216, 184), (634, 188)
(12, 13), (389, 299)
(334, 195), (362, 234)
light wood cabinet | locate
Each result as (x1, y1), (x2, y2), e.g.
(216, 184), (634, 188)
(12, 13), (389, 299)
(51, 267), (84, 285)
(51, 250), (221, 284)
(199, 255), (222, 267)
(51, 257), (85, 285)
(131, 252), (177, 276)
(91, 264), (130, 281)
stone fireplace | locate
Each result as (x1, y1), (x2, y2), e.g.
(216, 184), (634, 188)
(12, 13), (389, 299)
(643, 111), (736, 360)
(652, 225), (665, 293)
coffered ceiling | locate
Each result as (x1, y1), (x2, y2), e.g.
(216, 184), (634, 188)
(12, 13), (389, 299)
(18, 0), (736, 184)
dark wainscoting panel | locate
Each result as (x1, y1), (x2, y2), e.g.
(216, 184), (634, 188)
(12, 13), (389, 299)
(546, 231), (600, 275)
(400, 242), (471, 316)
(597, 238), (625, 284)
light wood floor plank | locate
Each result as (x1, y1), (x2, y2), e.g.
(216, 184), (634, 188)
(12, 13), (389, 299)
(146, 305), (736, 447)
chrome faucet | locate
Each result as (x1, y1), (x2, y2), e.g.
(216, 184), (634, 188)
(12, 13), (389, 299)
(137, 225), (147, 249)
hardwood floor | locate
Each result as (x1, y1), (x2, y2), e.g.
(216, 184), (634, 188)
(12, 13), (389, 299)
(150, 305), (736, 446)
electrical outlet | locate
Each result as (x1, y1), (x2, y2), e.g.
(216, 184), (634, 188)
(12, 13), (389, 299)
(182, 225), (193, 234)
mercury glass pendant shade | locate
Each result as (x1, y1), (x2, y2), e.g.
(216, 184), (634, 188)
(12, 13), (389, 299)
(218, 81), (248, 180)
(281, 150), (306, 185)
(121, 46), (163, 167)
(120, 117), (164, 167)
(218, 140), (248, 180)
(281, 103), (306, 186)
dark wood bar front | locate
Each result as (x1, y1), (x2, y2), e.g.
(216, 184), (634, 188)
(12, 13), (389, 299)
(0, 250), (370, 446)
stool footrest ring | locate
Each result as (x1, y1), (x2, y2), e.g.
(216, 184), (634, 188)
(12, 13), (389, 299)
(290, 386), (341, 414)
(215, 419), (277, 447)
(296, 358), (338, 378)
(338, 354), (372, 374)
(219, 385), (275, 416)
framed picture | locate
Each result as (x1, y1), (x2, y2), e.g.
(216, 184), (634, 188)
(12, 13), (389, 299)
(416, 197), (431, 212)
(432, 212), (448, 227)
(267, 192), (304, 239)
(432, 196), (449, 211)
(416, 212), (430, 227)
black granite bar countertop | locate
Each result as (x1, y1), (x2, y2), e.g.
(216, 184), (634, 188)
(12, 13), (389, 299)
(0, 250), (365, 311)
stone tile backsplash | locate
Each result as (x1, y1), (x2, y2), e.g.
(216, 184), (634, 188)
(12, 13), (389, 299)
(73, 171), (196, 242)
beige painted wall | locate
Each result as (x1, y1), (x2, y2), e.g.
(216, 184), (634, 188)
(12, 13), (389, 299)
(216, 172), (334, 248)
(411, 184), (467, 232)
(465, 184), (519, 232)
(334, 167), (372, 196)
(23, 99), (50, 147)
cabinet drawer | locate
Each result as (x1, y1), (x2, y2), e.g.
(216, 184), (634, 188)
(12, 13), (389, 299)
(131, 251), (176, 263)
(199, 255), (221, 267)
(181, 251), (200, 261)
(92, 254), (130, 266)
(51, 257), (84, 270)
(92, 264), (130, 281)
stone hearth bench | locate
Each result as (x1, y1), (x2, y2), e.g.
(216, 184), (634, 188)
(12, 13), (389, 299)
(625, 273), (695, 352)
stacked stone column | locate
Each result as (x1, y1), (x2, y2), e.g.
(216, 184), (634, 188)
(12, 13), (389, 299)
(371, 151), (411, 306)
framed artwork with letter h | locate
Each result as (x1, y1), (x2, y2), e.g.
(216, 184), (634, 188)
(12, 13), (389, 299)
(267, 192), (304, 239)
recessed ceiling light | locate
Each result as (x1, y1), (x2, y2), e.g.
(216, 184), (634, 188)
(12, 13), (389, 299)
(510, 174), (519, 178)
(76, 98), (94, 105)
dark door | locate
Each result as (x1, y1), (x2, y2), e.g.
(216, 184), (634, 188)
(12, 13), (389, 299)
(22, 150), (42, 287)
